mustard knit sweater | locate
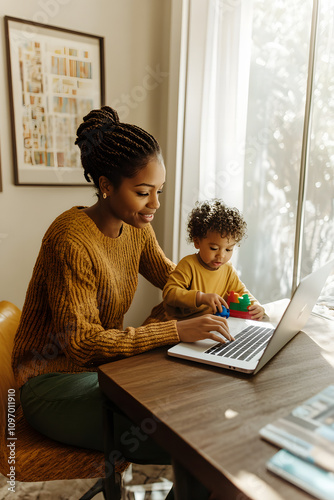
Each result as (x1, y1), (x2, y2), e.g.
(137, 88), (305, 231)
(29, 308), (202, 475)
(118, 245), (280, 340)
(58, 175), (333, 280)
(12, 207), (179, 388)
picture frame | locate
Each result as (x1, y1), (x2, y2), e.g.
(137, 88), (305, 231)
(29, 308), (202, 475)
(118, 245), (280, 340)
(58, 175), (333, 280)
(4, 16), (105, 186)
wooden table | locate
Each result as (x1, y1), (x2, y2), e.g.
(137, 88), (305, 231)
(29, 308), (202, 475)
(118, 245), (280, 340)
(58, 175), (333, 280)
(98, 305), (334, 500)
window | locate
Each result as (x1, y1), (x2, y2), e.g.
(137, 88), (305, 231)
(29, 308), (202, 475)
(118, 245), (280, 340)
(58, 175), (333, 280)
(176, 0), (333, 316)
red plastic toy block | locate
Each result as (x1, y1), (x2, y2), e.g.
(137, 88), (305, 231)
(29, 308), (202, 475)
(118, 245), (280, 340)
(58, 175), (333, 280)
(229, 309), (253, 319)
(227, 291), (252, 319)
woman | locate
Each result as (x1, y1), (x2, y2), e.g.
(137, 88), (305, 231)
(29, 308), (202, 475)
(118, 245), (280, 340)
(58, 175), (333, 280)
(12, 106), (231, 498)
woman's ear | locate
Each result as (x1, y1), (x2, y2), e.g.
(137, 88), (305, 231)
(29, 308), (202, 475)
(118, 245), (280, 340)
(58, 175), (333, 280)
(99, 176), (114, 198)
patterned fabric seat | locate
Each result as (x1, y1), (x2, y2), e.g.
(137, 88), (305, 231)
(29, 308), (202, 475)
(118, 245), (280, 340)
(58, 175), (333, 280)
(0, 300), (128, 498)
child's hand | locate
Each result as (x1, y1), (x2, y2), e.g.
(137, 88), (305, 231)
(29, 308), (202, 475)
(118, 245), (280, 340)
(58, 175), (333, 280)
(248, 303), (265, 320)
(196, 292), (228, 313)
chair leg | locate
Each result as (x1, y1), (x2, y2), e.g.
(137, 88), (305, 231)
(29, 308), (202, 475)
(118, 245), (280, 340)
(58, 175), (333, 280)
(102, 472), (122, 500)
(78, 472), (122, 500)
(79, 478), (104, 500)
(102, 399), (123, 500)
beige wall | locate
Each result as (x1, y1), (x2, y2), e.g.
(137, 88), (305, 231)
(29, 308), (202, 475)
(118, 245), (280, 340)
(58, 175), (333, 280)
(0, 0), (171, 327)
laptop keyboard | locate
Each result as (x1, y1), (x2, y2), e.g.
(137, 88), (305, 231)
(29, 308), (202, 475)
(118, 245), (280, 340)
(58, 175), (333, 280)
(204, 325), (275, 362)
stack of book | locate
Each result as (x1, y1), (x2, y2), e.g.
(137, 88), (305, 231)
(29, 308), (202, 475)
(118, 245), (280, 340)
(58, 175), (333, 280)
(259, 385), (334, 500)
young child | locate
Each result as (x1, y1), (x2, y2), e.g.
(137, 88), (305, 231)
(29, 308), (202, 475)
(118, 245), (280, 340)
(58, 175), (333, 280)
(163, 199), (265, 320)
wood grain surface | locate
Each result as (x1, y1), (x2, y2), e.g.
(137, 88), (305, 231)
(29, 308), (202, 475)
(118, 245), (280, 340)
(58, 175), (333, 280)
(98, 313), (334, 500)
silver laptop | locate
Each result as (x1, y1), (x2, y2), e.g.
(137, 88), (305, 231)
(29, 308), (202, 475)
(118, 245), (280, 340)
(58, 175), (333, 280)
(168, 259), (334, 375)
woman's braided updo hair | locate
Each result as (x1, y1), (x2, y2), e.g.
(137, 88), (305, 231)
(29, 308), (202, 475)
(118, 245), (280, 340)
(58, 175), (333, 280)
(187, 199), (247, 243)
(75, 106), (162, 190)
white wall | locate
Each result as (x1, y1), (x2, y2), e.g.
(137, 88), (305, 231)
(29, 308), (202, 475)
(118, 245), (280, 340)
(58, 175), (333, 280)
(0, 0), (171, 327)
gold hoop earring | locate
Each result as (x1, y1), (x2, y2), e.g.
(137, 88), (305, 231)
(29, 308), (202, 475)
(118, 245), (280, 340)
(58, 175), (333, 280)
(102, 193), (107, 199)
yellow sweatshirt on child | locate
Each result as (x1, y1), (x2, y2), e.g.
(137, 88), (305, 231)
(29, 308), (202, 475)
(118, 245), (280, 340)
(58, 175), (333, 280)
(163, 254), (256, 319)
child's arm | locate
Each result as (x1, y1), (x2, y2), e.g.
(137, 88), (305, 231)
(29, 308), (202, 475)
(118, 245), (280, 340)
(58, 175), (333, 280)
(163, 263), (228, 315)
(163, 262), (198, 309)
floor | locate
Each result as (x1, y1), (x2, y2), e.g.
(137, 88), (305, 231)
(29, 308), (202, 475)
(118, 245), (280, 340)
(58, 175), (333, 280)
(0, 464), (174, 500)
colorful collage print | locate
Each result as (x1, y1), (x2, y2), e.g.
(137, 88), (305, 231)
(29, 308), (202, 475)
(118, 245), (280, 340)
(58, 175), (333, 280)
(19, 39), (95, 169)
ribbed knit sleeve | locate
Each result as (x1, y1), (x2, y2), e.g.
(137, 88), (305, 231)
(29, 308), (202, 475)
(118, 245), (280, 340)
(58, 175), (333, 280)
(12, 208), (179, 387)
(43, 234), (177, 367)
(139, 224), (175, 289)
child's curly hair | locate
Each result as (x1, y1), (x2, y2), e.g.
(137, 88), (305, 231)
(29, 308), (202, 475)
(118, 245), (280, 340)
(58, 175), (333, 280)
(187, 199), (247, 243)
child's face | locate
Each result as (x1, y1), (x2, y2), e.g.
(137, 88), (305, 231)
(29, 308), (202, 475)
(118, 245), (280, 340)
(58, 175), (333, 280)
(194, 231), (237, 270)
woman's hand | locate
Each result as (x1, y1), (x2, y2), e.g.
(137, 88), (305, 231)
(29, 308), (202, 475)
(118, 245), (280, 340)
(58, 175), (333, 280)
(176, 314), (234, 343)
(248, 303), (265, 320)
(196, 292), (228, 313)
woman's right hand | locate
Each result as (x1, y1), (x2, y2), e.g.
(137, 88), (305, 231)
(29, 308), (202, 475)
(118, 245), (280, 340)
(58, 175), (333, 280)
(176, 314), (234, 343)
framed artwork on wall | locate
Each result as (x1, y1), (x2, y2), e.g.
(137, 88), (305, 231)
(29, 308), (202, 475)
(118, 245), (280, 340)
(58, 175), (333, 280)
(4, 16), (105, 186)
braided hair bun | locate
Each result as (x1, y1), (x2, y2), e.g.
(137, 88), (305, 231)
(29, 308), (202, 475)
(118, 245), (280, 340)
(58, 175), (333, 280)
(75, 106), (161, 189)
(79, 106), (120, 127)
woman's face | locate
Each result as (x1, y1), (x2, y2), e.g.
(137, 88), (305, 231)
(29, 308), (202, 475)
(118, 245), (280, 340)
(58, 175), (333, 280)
(104, 157), (166, 229)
